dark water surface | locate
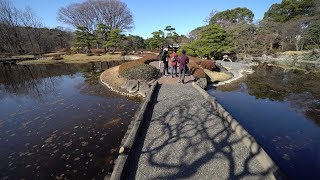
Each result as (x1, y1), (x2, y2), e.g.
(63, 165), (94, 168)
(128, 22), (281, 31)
(208, 64), (320, 179)
(0, 62), (140, 179)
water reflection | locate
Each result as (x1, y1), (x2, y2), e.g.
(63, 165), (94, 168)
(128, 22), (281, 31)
(0, 61), (140, 179)
(211, 64), (320, 179)
(246, 64), (320, 126)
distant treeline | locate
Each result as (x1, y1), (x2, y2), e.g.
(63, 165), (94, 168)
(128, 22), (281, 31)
(0, 0), (73, 56)
(181, 0), (320, 58)
(146, 0), (320, 59)
(0, 25), (73, 55)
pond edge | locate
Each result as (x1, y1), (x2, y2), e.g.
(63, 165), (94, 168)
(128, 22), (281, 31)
(192, 82), (287, 180)
(108, 81), (158, 180)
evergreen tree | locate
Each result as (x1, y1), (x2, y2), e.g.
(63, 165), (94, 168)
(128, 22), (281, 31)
(104, 29), (123, 52)
(192, 24), (233, 59)
(74, 26), (95, 53)
(147, 30), (165, 49)
(95, 23), (110, 52)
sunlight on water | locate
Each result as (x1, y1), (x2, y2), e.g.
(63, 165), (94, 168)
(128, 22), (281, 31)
(208, 65), (320, 179)
(0, 62), (140, 179)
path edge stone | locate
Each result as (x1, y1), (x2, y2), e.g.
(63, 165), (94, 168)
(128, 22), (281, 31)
(108, 81), (158, 180)
(192, 82), (287, 180)
(99, 70), (138, 97)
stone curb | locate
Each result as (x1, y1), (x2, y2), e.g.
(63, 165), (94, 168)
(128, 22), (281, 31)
(192, 82), (287, 180)
(108, 82), (158, 180)
(99, 67), (138, 97)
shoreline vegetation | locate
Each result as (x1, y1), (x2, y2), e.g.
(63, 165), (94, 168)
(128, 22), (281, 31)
(16, 53), (122, 65)
(2, 50), (319, 97)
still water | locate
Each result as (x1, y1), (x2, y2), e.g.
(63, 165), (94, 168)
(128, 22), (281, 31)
(0, 62), (140, 179)
(208, 64), (320, 179)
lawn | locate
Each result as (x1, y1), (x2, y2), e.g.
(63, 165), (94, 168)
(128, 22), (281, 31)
(18, 53), (122, 65)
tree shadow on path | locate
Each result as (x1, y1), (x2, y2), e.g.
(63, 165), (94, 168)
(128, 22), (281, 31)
(127, 85), (277, 180)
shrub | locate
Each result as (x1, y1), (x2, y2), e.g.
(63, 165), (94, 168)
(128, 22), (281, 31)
(187, 62), (207, 80)
(86, 53), (94, 56)
(200, 60), (216, 71)
(52, 55), (63, 60)
(193, 68), (207, 79)
(121, 51), (127, 56)
(119, 61), (140, 75)
(187, 62), (199, 74)
(91, 49), (105, 54)
(195, 61), (202, 65)
(119, 55), (157, 78)
(44, 52), (65, 57)
(121, 64), (160, 81)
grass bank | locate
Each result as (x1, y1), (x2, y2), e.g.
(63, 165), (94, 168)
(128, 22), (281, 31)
(17, 53), (122, 65)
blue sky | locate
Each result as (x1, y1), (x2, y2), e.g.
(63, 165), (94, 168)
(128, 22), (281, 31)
(11, 0), (281, 38)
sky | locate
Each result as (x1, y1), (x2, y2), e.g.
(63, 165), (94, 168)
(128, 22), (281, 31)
(11, 0), (281, 38)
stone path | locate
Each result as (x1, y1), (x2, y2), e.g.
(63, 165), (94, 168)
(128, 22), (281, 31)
(126, 83), (272, 179)
(149, 61), (195, 85)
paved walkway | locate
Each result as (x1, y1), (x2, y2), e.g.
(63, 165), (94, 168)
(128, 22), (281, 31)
(149, 61), (195, 85)
(127, 83), (272, 179)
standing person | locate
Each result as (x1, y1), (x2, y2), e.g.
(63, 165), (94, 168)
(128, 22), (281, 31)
(178, 49), (189, 84)
(161, 48), (169, 76)
(158, 46), (164, 69)
(170, 49), (178, 77)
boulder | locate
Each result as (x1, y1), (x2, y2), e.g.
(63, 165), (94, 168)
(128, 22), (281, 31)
(196, 78), (207, 89)
(204, 69), (233, 82)
(138, 81), (150, 97)
(122, 80), (139, 94)
(120, 80), (129, 89)
(147, 79), (157, 86)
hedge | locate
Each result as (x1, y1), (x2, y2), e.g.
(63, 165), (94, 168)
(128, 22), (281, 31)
(119, 54), (160, 81)
(200, 60), (216, 71)
(187, 62), (207, 80)
(121, 64), (160, 81)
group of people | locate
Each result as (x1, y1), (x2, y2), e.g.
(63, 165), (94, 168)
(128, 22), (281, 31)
(158, 47), (189, 84)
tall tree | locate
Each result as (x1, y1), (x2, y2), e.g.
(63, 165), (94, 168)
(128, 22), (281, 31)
(304, 17), (320, 49)
(209, 7), (254, 28)
(20, 7), (44, 54)
(58, 0), (134, 32)
(74, 26), (95, 53)
(0, 0), (23, 54)
(104, 29), (123, 52)
(95, 23), (110, 52)
(262, 0), (319, 51)
(188, 24), (233, 59)
(121, 34), (145, 51)
(147, 30), (165, 49)
(263, 0), (317, 22)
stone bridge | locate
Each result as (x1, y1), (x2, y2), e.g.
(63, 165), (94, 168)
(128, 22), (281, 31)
(107, 73), (285, 180)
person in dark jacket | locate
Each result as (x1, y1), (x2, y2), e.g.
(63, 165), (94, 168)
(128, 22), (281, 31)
(178, 49), (189, 84)
(161, 48), (169, 76)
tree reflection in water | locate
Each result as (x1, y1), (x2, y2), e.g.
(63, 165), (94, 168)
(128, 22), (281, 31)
(211, 64), (320, 179)
(245, 64), (320, 126)
(0, 61), (140, 179)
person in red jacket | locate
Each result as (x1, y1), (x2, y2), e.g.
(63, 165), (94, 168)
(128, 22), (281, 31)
(177, 49), (189, 84)
(170, 49), (178, 77)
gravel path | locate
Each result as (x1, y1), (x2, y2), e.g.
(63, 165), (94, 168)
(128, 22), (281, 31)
(149, 61), (195, 85)
(127, 84), (271, 179)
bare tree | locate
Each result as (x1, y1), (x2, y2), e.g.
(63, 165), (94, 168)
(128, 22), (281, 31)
(20, 7), (44, 54)
(57, 0), (134, 32)
(0, 0), (23, 54)
(57, 1), (97, 32)
(204, 10), (218, 24)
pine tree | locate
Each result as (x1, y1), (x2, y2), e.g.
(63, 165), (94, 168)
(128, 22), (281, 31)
(74, 26), (95, 53)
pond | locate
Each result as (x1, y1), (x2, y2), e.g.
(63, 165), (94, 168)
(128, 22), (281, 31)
(0, 62), (140, 179)
(208, 64), (320, 179)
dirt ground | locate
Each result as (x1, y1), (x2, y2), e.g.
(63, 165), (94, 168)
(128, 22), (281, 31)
(149, 61), (195, 84)
(100, 65), (128, 94)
